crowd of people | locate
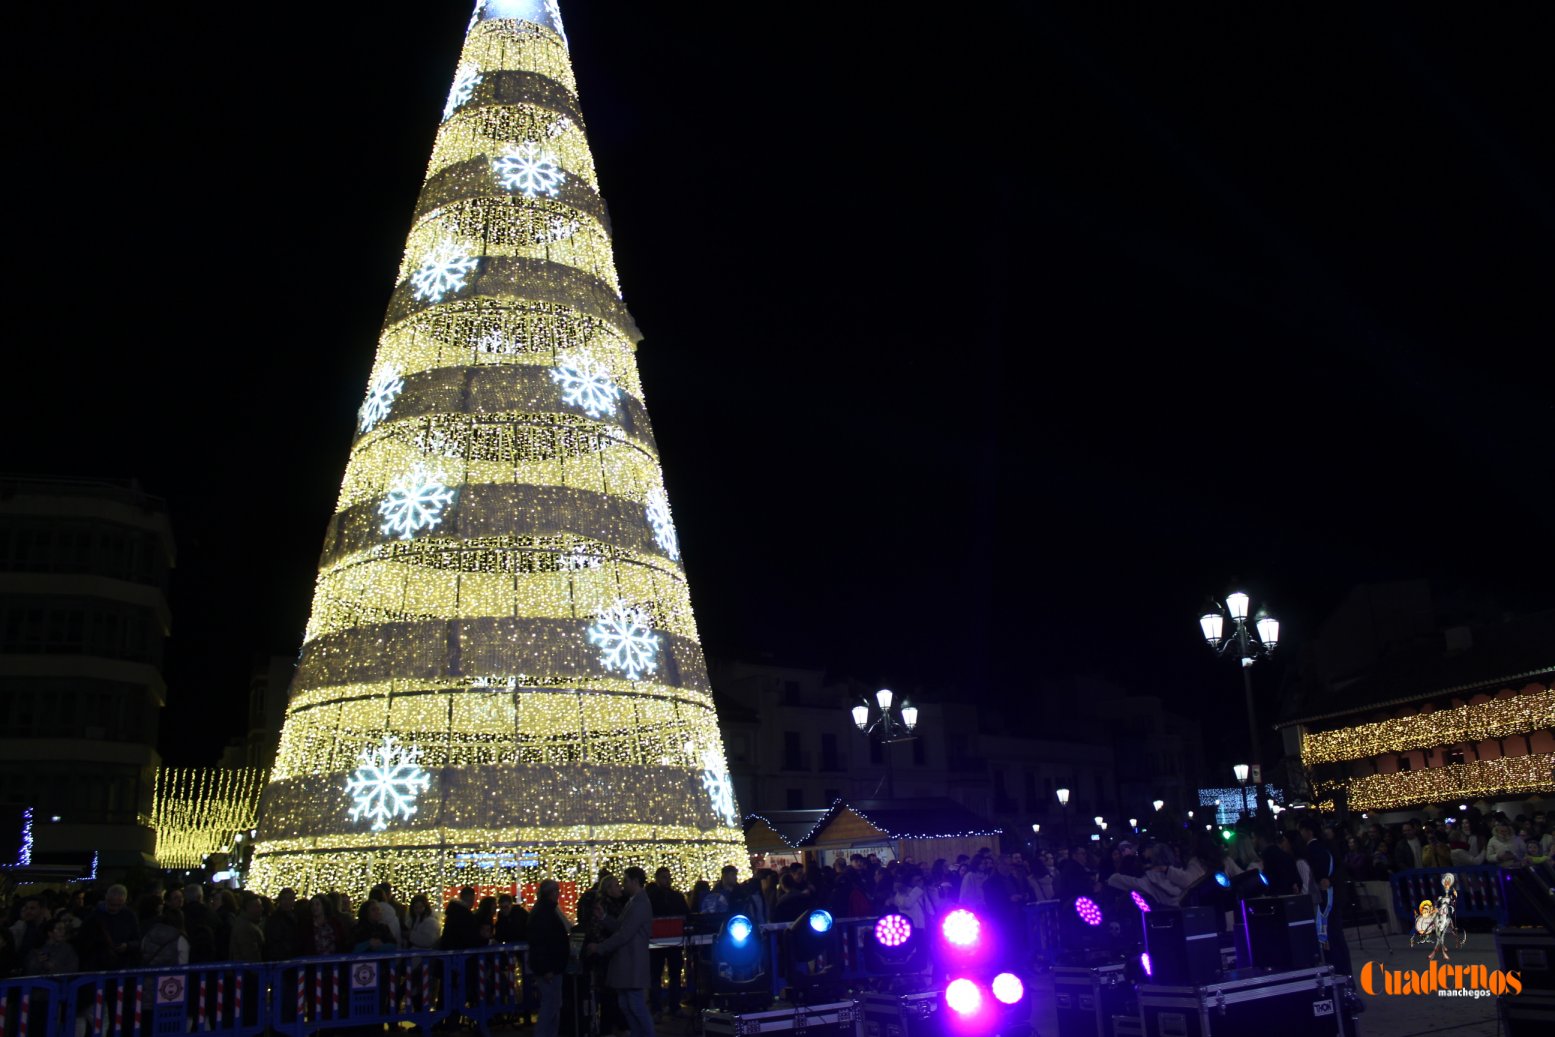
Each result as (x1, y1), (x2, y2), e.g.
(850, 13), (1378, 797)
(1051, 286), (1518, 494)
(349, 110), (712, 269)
(4, 804), (1550, 1030)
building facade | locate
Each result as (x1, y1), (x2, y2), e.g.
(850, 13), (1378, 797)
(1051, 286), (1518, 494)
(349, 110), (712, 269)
(709, 659), (1122, 848)
(0, 476), (174, 870)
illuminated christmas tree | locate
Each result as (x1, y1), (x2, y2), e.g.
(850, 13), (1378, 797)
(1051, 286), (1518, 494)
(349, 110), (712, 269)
(249, 0), (743, 907)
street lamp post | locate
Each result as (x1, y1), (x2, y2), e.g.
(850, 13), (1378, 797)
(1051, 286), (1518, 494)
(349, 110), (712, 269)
(849, 688), (919, 800)
(1056, 787), (1071, 848)
(1233, 763), (1251, 819)
(1200, 590), (1280, 819)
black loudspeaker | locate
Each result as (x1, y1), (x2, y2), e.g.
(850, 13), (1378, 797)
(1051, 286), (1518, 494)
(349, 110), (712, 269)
(1142, 906), (1220, 986)
(1242, 894), (1319, 971)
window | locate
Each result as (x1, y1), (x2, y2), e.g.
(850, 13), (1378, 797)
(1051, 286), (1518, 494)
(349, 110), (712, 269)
(820, 733), (840, 770)
(783, 680), (801, 705)
(786, 788), (804, 810)
(783, 731), (803, 770)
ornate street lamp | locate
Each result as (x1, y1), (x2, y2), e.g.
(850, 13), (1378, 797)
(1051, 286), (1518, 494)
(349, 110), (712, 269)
(1056, 787), (1071, 847)
(1233, 763), (1251, 819)
(848, 688), (920, 800)
(1200, 590), (1279, 818)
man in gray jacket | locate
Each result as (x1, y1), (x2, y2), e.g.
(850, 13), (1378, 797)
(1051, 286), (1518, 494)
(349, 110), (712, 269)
(588, 866), (655, 1037)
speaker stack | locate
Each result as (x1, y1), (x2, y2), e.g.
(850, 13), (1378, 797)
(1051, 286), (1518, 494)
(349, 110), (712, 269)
(1142, 906), (1220, 986)
(1242, 894), (1319, 970)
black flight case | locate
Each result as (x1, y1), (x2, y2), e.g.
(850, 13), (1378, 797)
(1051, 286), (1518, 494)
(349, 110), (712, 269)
(1136, 965), (1347, 1037)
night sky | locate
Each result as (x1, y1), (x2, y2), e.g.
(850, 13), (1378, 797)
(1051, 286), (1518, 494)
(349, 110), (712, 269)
(7, 3), (1551, 766)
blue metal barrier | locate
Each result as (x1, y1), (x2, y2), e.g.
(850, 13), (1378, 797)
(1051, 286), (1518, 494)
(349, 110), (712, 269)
(1390, 866), (1507, 929)
(1, 975), (62, 1037)
(0, 917), (906, 1037)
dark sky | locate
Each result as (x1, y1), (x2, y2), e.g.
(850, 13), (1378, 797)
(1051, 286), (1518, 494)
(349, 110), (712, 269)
(7, 3), (1552, 766)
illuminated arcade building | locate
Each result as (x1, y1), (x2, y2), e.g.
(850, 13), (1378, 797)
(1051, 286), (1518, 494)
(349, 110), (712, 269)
(249, 0), (743, 905)
(1277, 593), (1554, 814)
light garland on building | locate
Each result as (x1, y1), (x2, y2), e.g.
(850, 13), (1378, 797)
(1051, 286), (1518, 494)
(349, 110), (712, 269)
(1300, 687), (1555, 766)
(250, 2), (741, 901)
(152, 768), (267, 871)
(1337, 753), (1555, 813)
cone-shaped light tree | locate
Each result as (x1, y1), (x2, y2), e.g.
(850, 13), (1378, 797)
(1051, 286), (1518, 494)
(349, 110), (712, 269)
(250, 0), (743, 909)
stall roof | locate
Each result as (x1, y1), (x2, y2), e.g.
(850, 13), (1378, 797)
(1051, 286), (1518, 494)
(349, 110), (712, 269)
(743, 809), (828, 849)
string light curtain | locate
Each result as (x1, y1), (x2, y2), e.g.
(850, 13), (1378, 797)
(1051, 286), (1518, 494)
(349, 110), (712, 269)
(153, 768), (268, 871)
(249, 0), (743, 901)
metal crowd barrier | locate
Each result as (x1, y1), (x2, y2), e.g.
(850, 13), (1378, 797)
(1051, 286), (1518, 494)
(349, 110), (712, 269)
(0, 947), (524, 1037)
(1389, 865), (1506, 929)
(0, 919), (900, 1037)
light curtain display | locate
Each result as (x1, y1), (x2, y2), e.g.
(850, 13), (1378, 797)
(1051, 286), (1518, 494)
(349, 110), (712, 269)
(249, 1), (743, 901)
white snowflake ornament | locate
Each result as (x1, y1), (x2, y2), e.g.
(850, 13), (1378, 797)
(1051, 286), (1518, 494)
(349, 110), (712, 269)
(443, 63), (483, 122)
(358, 365), (405, 433)
(551, 352), (621, 418)
(410, 241), (481, 303)
(345, 735), (431, 831)
(701, 751), (737, 825)
(587, 599), (660, 680)
(645, 486), (680, 560)
(493, 141), (565, 199)
(379, 467), (457, 539)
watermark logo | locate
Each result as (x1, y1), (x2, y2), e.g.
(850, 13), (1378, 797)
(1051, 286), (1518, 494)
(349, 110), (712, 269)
(1359, 960), (1522, 999)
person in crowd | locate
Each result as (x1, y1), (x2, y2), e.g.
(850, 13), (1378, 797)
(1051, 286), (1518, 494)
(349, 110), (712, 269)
(577, 869), (616, 929)
(24, 918), (79, 976)
(406, 894), (440, 950)
(8, 897), (48, 962)
(80, 884), (140, 971)
(496, 892), (529, 945)
(351, 901), (395, 953)
(588, 866), (655, 1037)
(475, 895), (499, 944)
(1107, 844), (1188, 906)
(1254, 827), (1301, 895)
(1343, 835), (1368, 877)
(1422, 831), (1454, 867)
(1300, 818), (1351, 977)
(1486, 822), (1527, 865)
(687, 880), (711, 914)
(440, 886), (482, 950)
(183, 885), (219, 963)
(369, 884), (405, 948)
(141, 907), (189, 966)
(265, 888), (300, 961)
(228, 893), (266, 962)
(698, 866), (741, 915)
(302, 894), (348, 956)
(647, 867), (689, 1021)
(528, 880), (572, 1037)
(1393, 820), (1424, 871)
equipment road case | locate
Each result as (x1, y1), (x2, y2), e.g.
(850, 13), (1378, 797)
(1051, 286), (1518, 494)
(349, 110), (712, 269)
(1136, 965), (1347, 1037)
(1055, 963), (1131, 1037)
(704, 999), (861, 1037)
(861, 991), (941, 1037)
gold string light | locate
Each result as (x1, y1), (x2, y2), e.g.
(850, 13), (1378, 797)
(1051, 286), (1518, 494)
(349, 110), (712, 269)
(1300, 687), (1555, 766)
(153, 768), (268, 870)
(1337, 753), (1555, 813)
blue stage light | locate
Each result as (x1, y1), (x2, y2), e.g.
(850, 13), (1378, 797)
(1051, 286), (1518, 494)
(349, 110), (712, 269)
(727, 914), (753, 945)
(807, 909), (833, 934)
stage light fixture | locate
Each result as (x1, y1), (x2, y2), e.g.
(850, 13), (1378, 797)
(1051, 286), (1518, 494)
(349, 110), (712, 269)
(942, 908), (981, 948)
(1140, 952), (1153, 978)
(946, 979), (983, 1016)
(782, 908), (842, 1002)
(991, 973), (1024, 1005)
(710, 912), (767, 1009)
(1214, 872), (1231, 889)
(860, 910), (927, 975)
(1130, 891), (1153, 913)
(1075, 897), (1104, 926)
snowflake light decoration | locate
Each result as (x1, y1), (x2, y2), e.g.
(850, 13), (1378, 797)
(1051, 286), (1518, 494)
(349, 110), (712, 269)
(645, 486), (680, 560)
(358, 365), (405, 433)
(476, 328), (518, 355)
(443, 63), (483, 122)
(702, 752), (737, 825)
(378, 467), (457, 539)
(410, 241), (481, 303)
(471, 675), (518, 693)
(547, 116), (573, 138)
(587, 599), (660, 680)
(551, 352), (621, 417)
(493, 141), (565, 199)
(344, 735), (431, 832)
